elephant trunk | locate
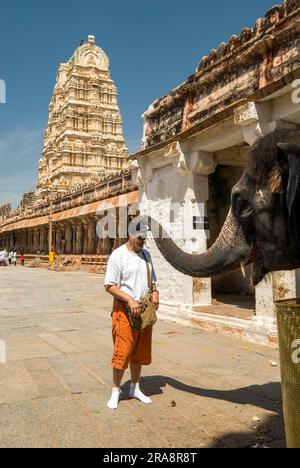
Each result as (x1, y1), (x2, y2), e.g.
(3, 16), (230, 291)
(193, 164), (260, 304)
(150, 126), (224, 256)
(146, 210), (253, 278)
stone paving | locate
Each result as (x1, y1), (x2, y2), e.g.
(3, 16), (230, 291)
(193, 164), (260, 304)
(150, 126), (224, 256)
(0, 266), (285, 448)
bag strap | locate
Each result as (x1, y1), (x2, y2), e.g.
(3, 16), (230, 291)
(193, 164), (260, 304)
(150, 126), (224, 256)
(141, 251), (152, 291)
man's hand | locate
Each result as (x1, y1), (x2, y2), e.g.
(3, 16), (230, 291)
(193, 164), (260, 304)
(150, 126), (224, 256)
(128, 298), (142, 317)
(152, 290), (159, 310)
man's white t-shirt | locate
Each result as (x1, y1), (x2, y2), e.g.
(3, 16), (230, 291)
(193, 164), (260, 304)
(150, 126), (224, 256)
(104, 244), (157, 301)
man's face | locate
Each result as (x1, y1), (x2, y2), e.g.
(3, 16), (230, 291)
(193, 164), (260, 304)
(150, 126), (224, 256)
(129, 235), (146, 252)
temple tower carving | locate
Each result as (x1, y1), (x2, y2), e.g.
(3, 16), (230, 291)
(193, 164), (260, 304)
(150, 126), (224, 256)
(36, 35), (128, 198)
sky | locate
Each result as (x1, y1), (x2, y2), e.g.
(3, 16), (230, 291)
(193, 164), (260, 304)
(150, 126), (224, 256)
(0, 0), (277, 207)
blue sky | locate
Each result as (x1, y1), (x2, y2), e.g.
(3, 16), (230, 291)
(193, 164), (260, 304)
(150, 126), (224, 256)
(0, 0), (277, 207)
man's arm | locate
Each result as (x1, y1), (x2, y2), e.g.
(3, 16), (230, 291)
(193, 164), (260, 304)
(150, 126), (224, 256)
(105, 284), (142, 316)
(151, 283), (159, 310)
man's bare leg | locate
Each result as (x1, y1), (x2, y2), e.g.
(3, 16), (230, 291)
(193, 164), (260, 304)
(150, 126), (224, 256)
(107, 368), (125, 410)
(129, 363), (152, 404)
(130, 363), (141, 383)
(113, 368), (125, 387)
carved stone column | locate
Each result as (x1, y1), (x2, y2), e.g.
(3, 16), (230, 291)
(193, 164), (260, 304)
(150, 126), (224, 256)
(70, 222), (77, 254)
(136, 141), (216, 307)
(44, 229), (48, 253)
(33, 229), (39, 253)
(74, 221), (83, 254)
(65, 223), (73, 254)
(87, 218), (97, 254)
(95, 214), (115, 255)
(55, 224), (64, 254)
(39, 228), (45, 253)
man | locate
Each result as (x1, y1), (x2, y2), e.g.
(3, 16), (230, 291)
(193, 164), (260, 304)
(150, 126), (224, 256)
(12, 251), (17, 266)
(0, 249), (5, 266)
(104, 222), (159, 410)
(2, 249), (8, 266)
(8, 250), (13, 265)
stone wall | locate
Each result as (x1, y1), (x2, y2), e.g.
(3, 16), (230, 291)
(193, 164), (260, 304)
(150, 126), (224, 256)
(137, 0), (300, 152)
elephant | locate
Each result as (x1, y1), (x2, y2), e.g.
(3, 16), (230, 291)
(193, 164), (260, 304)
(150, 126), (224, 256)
(143, 129), (300, 286)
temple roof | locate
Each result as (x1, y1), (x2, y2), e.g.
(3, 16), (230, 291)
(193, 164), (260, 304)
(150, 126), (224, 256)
(68, 35), (109, 71)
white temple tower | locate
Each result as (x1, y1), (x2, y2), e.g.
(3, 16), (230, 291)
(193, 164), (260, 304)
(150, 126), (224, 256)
(36, 35), (128, 198)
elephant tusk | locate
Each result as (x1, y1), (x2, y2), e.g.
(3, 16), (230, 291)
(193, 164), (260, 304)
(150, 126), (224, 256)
(240, 261), (246, 278)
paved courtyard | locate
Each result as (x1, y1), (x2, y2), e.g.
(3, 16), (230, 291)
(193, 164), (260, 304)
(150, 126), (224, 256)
(0, 266), (284, 448)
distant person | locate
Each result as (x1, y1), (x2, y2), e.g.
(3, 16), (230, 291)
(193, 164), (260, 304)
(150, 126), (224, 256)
(12, 251), (17, 266)
(2, 249), (8, 266)
(8, 250), (13, 265)
(0, 250), (5, 266)
(49, 247), (55, 265)
(20, 253), (25, 267)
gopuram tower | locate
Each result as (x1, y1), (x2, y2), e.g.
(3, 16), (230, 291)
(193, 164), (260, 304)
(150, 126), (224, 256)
(36, 35), (128, 199)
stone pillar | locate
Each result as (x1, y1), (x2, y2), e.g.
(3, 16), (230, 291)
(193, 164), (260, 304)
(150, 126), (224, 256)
(27, 229), (33, 253)
(61, 225), (67, 255)
(32, 230), (35, 253)
(75, 221), (82, 254)
(65, 223), (72, 254)
(17, 232), (21, 251)
(22, 231), (26, 253)
(70, 222), (77, 254)
(246, 271), (297, 344)
(52, 227), (56, 252)
(22, 231), (26, 252)
(135, 141), (216, 311)
(40, 228), (47, 253)
(96, 214), (115, 254)
(37, 229), (41, 253)
(44, 228), (48, 253)
(19, 231), (23, 252)
(33, 229), (39, 253)
(87, 218), (97, 254)
(44, 227), (49, 253)
(26, 230), (30, 253)
(55, 224), (63, 254)
(38, 229), (42, 253)
(24, 231), (27, 252)
(83, 221), (89, 255)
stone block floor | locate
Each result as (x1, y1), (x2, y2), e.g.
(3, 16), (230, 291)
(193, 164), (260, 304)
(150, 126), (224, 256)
(0, 267), (284, 448)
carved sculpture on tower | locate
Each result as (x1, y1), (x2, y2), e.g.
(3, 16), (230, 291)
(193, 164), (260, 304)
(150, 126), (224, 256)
(36, 35), (128, 199)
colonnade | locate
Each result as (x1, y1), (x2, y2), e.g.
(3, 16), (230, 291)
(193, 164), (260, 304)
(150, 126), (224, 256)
(0, 214), (124, 256)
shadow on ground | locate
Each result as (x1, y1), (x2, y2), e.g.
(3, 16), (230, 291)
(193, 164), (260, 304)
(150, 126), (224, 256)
(121, 376), (285, 448)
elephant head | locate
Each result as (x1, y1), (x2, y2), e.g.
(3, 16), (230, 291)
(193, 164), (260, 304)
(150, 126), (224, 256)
(145, 129), (300, 286)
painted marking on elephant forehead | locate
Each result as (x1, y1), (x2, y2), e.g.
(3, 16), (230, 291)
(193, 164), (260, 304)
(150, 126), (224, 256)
(254, 188), (271, 207)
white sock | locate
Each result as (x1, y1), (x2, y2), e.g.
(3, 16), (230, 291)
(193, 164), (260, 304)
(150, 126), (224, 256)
(107, 387), (121, 410)
(129, 382), (152, 404)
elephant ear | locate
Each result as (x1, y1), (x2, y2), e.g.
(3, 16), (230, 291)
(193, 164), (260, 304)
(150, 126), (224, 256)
(277, 143), (300, 216)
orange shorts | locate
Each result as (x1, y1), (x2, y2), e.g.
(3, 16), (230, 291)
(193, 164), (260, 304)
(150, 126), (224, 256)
(111, 299), (152, 370)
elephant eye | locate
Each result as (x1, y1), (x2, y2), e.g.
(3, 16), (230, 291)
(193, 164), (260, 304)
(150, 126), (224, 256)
(233, 195), (253, 219)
